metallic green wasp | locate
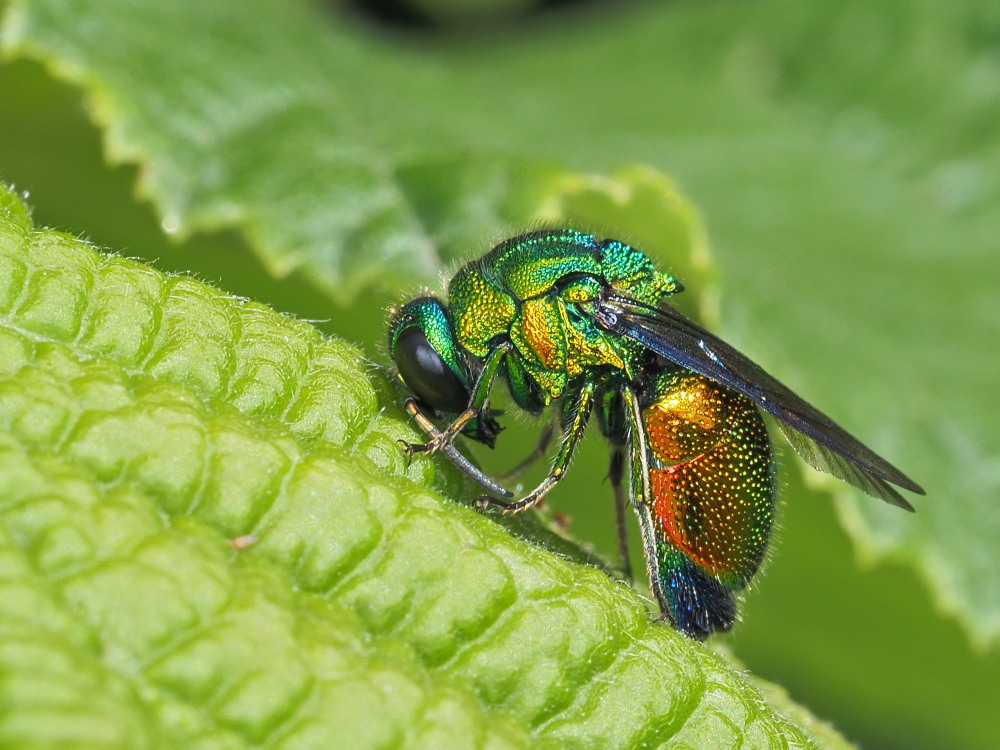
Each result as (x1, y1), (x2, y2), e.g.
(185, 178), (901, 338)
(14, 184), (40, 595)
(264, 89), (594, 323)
(388, 229), (923, 639)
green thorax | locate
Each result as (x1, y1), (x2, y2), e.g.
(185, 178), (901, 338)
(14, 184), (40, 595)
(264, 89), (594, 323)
(448, 229), (681, 405)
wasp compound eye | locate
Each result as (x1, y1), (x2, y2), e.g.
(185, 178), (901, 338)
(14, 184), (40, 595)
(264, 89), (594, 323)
(389, 297), (471, 415)
(394, 326), (470, 414)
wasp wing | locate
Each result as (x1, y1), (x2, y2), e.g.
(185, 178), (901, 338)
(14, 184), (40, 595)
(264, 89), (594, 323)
(595, 295), (923, 510)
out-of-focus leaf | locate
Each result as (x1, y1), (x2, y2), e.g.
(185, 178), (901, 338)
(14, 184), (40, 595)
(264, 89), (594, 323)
(2, 0), (452, 301)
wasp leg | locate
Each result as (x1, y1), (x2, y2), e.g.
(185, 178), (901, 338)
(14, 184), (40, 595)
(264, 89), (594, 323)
(478, 381), (594, 515)
(399, 398), (514, 497)
(608, 447), (633, 582)
(400, 341), (513, 498)
(619, 386), (669, 610)
(401, 400), (477, 456)
(401, 398), (512, 498)
(497, 422), (555, 483)
(400, 341), (510, 456)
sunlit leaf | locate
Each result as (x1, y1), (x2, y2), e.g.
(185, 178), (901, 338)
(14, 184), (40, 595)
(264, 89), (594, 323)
(0, 185), (852, 747)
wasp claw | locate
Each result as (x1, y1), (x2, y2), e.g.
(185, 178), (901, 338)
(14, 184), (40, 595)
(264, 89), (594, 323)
(397, 439), (421, 466)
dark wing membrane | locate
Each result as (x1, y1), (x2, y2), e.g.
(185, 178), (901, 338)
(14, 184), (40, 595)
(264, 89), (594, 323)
(595, 295), (923, 509)
(775, 422), (914, 510)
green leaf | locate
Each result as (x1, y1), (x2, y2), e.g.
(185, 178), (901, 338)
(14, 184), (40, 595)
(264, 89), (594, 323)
(0, 3), (706, 311)
(1, 1), (997, 746)
(0, 185), (848, 747)
(4, 4), (994, 656)
(1, 0), (451, 301)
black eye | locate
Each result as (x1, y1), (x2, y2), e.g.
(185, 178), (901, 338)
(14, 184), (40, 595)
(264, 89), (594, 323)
(394, 327), (470, 414)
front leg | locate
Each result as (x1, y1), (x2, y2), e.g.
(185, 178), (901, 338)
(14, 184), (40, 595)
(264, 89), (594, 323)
(399, 341), (513, 499)
(400, 340), (510, 454)
(401, 398), (512, 498)
(401, 401), (478, 457)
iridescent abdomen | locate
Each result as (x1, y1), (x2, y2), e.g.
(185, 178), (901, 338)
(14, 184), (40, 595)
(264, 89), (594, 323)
(643, 370), (776, 633)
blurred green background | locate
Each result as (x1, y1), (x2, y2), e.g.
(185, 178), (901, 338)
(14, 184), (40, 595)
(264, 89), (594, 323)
(1, 0), (998, 747)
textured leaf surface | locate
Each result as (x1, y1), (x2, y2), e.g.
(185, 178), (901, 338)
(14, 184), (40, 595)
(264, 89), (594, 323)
(0, 1), (997, 747)
(0, 186), (849, 747)
(2, 1), (994, 655)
